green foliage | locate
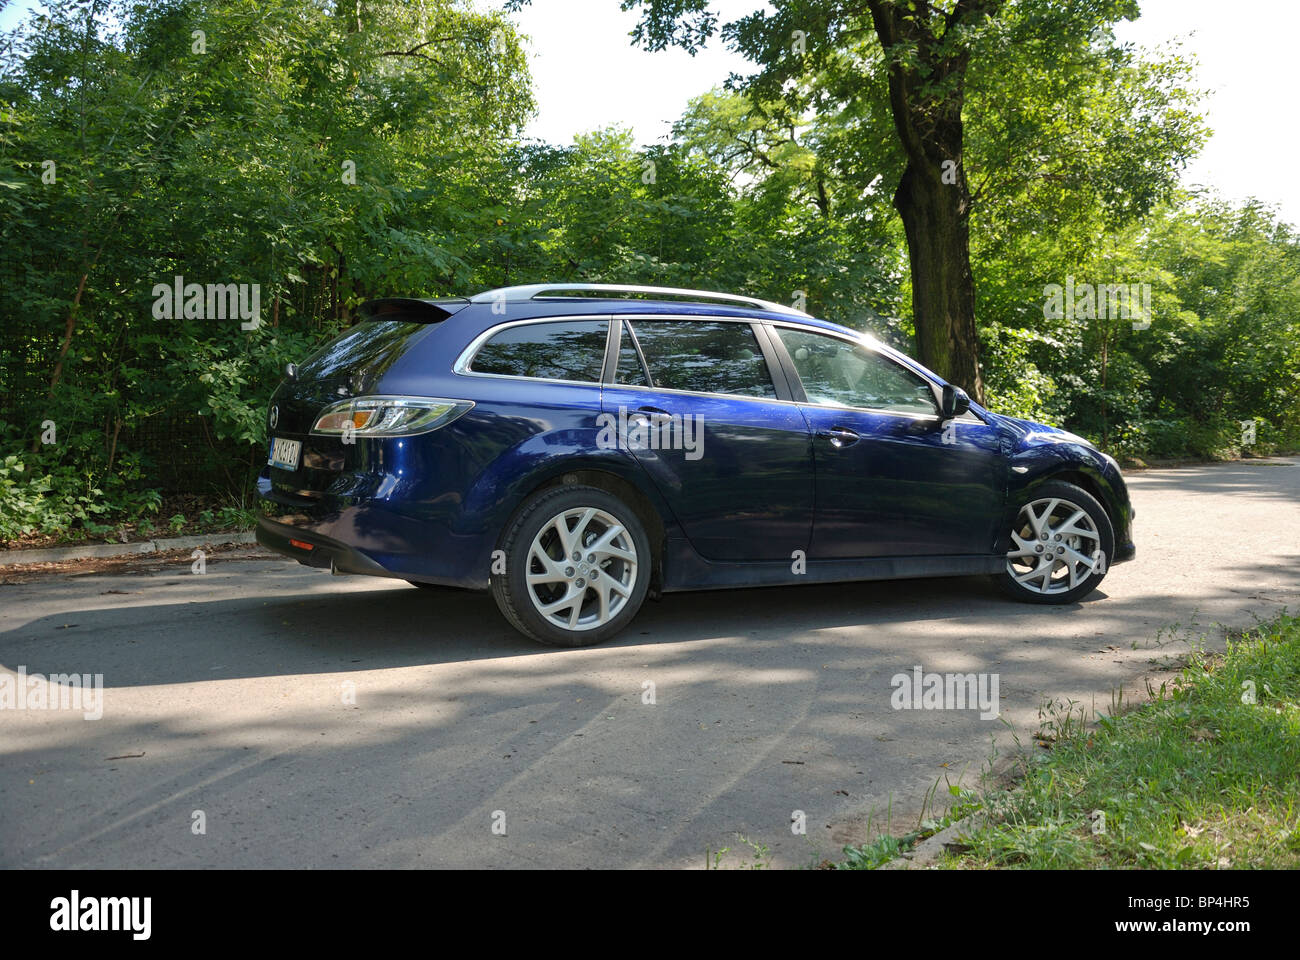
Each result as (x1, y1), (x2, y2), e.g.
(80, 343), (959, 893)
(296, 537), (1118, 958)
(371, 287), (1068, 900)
(1, 0), (1297, 543)
(979, 198), (1300, 457)
(837, 783), (983, 869)
(938, 615), (1300, 869)
(0, 453), (161, 541)
(0, 0), (533, 536)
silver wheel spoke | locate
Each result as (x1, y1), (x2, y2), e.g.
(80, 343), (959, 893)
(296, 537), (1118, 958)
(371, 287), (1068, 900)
(1015, 557), (1053, 585)
(539, 588), (580, 617)
(552, 515), (577, 558)
(570, 508), (597, 550)
(1027, 499), (1057, 539)
(1054, 509), (1091, 538)
(1061, 544), (1096, 569)
(526, 548), (567, 585)
(588, 524), (630, 560)
(595, 544), (635, 564)
(1007, 531), (1038, 560)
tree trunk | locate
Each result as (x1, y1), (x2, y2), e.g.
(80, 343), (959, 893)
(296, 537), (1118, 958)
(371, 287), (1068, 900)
(868, 0), (997, 404)
(895, 161), (984, 402)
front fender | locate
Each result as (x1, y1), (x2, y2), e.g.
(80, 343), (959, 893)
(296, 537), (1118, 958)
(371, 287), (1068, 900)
(992, 418), (1135, 564)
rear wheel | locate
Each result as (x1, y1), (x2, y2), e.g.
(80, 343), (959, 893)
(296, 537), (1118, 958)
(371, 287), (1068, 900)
(996, 480), (1114, 604)
(491, 485), (651, 646)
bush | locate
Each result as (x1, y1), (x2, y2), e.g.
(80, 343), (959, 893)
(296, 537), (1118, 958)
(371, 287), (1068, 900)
(0, 454), (161, 543)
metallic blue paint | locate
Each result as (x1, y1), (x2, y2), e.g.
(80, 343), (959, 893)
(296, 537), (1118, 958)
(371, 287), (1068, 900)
(256, 297), (1136, 590)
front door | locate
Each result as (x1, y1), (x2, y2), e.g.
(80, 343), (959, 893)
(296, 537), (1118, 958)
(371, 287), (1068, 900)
(769, 325), (1006, 558)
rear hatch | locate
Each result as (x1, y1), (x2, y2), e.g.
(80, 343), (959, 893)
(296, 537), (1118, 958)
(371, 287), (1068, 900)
(268, 298), (467, 436)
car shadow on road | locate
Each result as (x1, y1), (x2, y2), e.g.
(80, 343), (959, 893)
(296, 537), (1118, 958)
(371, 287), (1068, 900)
(3, 549), (1298, 869)
(2, 555), (1296, 689)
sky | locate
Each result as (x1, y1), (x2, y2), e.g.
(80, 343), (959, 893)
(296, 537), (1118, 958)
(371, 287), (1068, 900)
(500, 0), (763, 146)
(2, 0), (1296, 225)
(1109, 0), (1300, 226)
(499, 0), (1299, 226)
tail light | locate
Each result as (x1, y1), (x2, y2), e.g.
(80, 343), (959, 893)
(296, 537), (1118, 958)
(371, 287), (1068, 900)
(310, 396), (473, 438)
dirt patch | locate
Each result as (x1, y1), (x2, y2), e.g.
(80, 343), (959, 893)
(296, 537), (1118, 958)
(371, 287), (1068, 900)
(0, 543), (277, 584)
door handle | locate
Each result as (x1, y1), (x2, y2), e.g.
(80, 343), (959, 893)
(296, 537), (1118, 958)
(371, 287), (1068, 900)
(630, 405), (669, 425)
(818, 426), (860, 448)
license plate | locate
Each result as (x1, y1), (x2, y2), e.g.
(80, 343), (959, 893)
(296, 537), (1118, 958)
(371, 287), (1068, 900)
(268, 437), (301, 471)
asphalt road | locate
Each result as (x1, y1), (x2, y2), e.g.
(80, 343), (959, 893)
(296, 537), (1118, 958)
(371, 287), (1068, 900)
(3, 458), (1298, 869)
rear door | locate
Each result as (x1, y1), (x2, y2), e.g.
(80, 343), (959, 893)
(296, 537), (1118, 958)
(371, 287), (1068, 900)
(600, 316), (814, 562)
(769, 325), (1006, 558)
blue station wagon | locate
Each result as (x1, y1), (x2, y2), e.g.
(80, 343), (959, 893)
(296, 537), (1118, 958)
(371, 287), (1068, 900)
(256, 284), (1135, 646)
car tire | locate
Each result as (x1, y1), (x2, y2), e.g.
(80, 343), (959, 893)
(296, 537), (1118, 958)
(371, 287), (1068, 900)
(490, 485), (652, 646)
(995, 480), (1114, 604)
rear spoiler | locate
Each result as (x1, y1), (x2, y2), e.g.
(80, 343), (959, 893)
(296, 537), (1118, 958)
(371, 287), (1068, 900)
(357, 297), (469, 323)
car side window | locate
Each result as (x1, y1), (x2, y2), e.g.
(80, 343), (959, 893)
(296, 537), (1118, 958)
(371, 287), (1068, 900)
(775, 327), (938, 415)
(626, 319), (776, 399)
(614, 323), (650, 386)
(469, 320), (609, 382)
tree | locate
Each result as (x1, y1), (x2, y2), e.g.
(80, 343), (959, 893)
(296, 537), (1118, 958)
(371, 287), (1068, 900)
(620, 0), (1188, 404)
(0, 0), (533, 512)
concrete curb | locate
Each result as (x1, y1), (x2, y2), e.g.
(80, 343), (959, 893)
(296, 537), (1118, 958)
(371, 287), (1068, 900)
(0, 531), (258, 567)
(878, 813), (981, 871)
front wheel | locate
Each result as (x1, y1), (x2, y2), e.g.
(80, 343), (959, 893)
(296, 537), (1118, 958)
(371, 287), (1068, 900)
(995, 480), (1114, 604)
(491, 485), (651, 646)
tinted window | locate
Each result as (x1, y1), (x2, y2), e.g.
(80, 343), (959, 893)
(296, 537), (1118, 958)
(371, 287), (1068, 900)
(470, 320), (608, 382)
(627, 320), (776, 398)
(775, 327), (937, 415)
(299, 320), (427, 383)
(614, 324), (650, 386)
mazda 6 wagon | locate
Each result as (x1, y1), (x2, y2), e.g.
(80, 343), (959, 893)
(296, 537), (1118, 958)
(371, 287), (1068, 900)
(256, 283), (1135, 646)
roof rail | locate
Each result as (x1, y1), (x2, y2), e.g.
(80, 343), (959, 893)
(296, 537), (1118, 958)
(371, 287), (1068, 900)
(467, 283), (806, 316)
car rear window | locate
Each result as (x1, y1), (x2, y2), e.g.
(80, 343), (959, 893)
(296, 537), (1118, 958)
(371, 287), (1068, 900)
(297, 320), (429, 383)
(470, 320), (609, 382)
(627, 319), (776, 398)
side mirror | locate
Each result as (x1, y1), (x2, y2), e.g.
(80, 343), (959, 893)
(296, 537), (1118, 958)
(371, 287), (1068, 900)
(940, 384), (971, 420)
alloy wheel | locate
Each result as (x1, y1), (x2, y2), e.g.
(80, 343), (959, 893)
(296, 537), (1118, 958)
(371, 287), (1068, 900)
(1005, 497), (1103, 595)
(525, 507), (638, 631)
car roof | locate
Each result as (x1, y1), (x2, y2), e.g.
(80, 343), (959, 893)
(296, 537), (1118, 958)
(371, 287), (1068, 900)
(363, 284), (960, 393)
(456, 283), (879, 340)
(467, 283), (803, 316)
(362, 282), (899, 363)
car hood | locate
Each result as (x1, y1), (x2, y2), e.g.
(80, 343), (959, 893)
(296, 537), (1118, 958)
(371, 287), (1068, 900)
(982, 411), (1101, 455)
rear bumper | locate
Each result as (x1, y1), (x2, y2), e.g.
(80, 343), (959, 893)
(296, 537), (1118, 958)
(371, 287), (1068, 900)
(255, 471), (491, 588)
(255, 515), (398, 578)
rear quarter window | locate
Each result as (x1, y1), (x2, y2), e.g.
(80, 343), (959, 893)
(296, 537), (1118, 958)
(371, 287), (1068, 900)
(469, 320), (609, 382)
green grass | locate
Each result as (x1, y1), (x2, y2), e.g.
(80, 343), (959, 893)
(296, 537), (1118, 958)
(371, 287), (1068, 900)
(839, 613), (1300, 869)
